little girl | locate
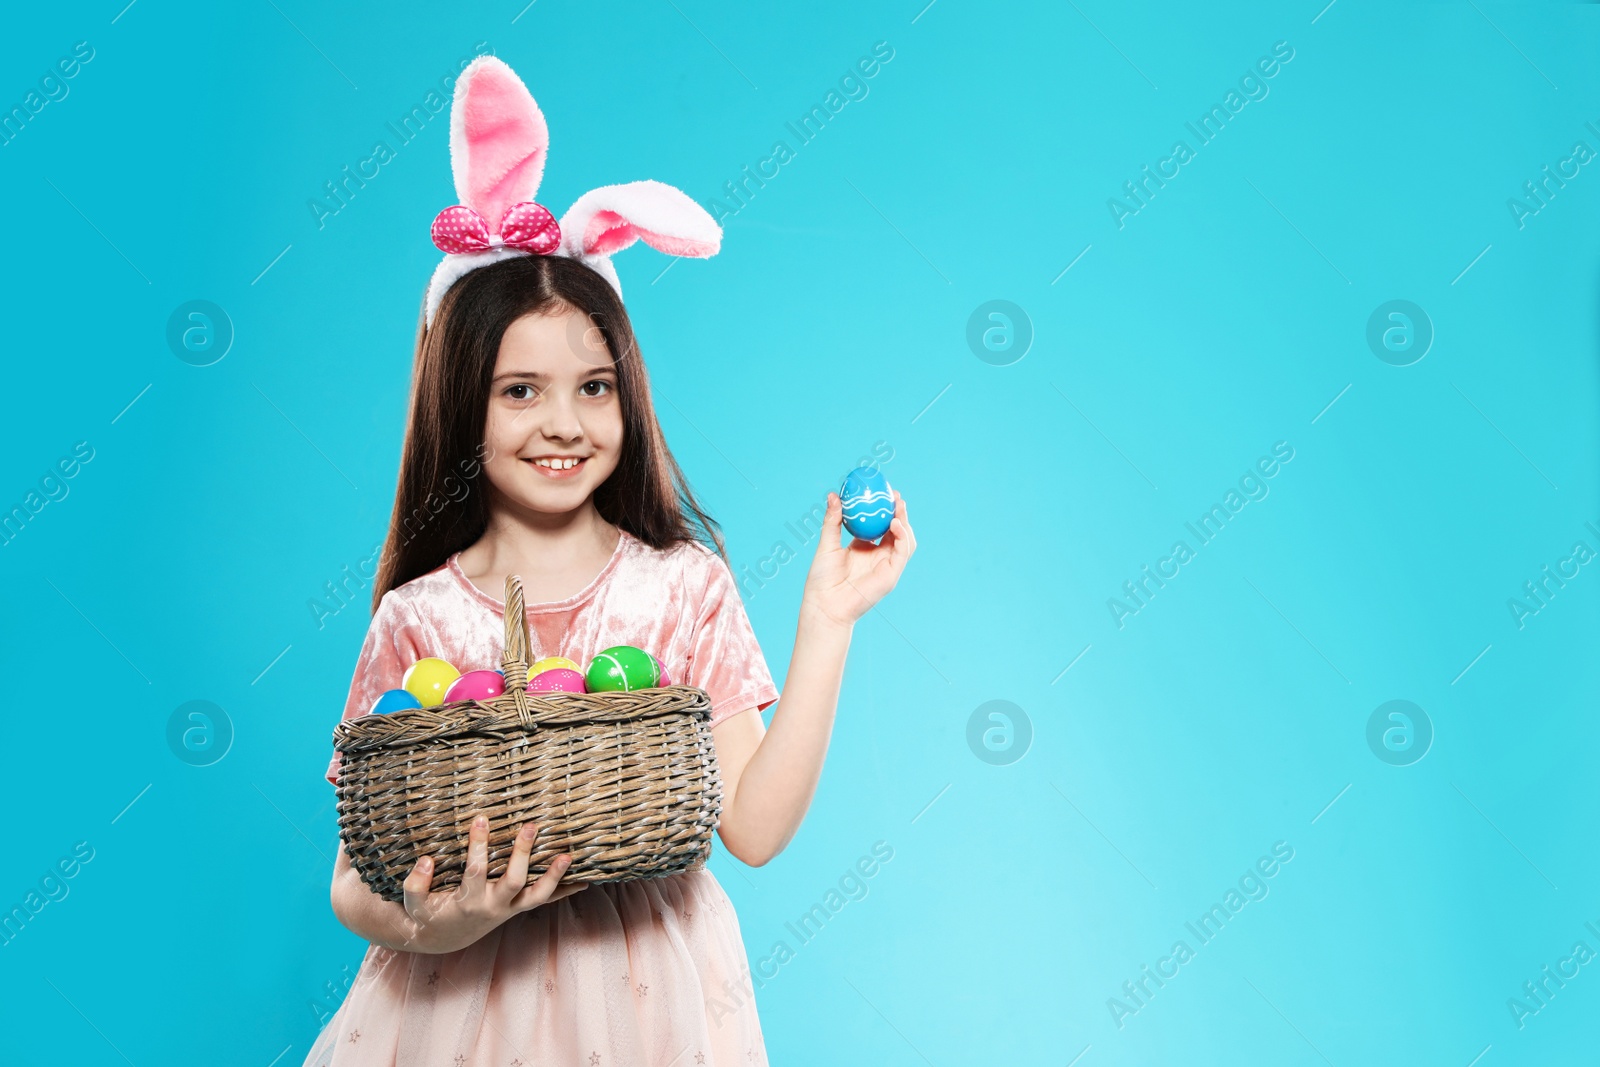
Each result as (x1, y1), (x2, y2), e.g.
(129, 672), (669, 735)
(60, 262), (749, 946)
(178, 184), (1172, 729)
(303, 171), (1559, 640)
(305, 57), (914, 1067)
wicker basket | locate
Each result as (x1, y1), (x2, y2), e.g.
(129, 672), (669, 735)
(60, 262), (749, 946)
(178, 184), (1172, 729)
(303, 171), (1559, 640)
(333, 574), (722, 903)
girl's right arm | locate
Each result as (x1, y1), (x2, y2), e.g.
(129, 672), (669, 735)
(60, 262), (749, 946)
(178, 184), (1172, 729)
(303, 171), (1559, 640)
(330, 844), (425, 952)
(330, 816), (586, 954)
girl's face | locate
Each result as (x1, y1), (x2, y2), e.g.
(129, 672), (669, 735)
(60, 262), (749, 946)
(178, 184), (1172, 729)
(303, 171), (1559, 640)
(481, 307), (624, 516)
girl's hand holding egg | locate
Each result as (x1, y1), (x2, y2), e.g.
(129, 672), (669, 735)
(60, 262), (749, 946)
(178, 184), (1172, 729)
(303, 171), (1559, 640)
(803, 473), (916, 628)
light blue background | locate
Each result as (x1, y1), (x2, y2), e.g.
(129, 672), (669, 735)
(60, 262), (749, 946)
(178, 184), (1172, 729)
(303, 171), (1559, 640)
(2, 1), (1598, 1064)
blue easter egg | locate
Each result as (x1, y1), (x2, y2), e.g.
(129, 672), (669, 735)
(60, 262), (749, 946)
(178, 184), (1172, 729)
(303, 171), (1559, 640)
(839, 465), (894, 541)
(371, 688), (422, 715)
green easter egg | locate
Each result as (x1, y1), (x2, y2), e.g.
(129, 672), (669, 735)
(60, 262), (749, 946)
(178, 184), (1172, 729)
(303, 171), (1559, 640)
(585, 645), (661, 692)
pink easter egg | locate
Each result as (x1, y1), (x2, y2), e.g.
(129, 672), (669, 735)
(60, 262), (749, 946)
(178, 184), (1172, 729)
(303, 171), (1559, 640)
(653, 655), (672, 686)
(528, 667), (586, 694)
(444, 669), (506, 703)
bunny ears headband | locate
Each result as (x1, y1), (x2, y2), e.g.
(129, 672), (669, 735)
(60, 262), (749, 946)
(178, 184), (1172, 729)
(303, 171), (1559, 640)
(423, 56), (722, 329)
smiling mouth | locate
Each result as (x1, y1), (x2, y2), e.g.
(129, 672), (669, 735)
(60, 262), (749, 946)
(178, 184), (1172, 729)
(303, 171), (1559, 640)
(523, 456), (588, 479)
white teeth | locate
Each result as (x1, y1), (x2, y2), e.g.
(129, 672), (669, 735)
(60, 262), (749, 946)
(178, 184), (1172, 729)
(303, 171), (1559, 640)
(534, 457), (580, 469)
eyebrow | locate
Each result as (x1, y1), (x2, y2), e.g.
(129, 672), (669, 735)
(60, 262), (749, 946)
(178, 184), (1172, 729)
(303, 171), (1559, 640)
(490, 368), (618, 384)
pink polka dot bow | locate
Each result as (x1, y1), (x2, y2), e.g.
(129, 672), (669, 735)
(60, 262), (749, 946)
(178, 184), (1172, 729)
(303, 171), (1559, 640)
(430, 201), (561, 256)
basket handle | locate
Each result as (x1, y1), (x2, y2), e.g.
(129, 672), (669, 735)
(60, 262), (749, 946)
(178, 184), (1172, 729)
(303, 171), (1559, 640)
(501, 575), (535, 730)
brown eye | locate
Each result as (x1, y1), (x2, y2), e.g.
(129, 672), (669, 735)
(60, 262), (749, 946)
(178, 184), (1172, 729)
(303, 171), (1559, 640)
(581, 380), (613, 398)
(506, 384), (536, 401)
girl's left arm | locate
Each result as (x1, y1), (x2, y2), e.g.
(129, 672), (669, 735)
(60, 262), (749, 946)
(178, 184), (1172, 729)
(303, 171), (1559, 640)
(713, 488), (915, 867)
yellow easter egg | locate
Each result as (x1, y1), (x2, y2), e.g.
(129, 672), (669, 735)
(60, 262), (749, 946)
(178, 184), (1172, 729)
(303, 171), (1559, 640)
(402, 657), (461, 707)
(529, 656), (581, 679)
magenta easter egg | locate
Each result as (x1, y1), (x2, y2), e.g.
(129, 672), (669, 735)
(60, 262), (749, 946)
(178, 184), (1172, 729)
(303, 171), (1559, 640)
(528, 667), (586, 694)
(444, 669), (505, 703)
(652, 654), (672, 686)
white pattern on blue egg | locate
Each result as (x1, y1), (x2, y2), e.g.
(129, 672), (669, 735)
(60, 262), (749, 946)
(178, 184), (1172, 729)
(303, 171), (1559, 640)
(839, 465), (893, 541)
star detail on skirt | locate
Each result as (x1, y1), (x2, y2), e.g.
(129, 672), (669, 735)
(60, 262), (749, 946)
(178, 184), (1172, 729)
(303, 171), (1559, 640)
(346, 1030), (361, 1044)
(589, 1053), (602, 1066)
(543, 978), (556, 995)
(427, 971), (440, 986)
(635, 982), (648, 997)
(695, 1053), (706, 1064)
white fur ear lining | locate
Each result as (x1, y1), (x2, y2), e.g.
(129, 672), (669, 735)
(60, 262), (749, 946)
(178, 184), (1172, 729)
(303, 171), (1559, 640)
(558, 180), (722, 261)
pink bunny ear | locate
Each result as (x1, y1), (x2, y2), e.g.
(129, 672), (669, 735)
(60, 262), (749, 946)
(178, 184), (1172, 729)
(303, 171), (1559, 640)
(449, 56), (549, 228)
(423, 67), (722, 326)
(559, 180), (721, 269)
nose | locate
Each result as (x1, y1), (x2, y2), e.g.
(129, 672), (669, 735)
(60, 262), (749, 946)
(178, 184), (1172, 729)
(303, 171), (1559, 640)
(540, 388), (584, 443)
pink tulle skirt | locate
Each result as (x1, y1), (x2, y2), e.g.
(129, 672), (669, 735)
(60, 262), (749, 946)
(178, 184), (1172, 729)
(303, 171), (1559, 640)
(303, 869), (767, 1067)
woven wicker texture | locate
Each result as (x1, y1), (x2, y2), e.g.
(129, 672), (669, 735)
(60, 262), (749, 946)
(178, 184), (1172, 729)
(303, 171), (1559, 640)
(333, 574), (723, 903)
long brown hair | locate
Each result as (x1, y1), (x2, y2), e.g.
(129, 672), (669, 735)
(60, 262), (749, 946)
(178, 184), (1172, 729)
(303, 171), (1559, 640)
(371, 254), (726, 610)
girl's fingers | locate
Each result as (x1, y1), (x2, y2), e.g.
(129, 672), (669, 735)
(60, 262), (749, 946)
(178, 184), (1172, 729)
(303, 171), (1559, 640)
(402, 855), (437, 920)
(893, 518), (914, 563)
(461, 814), (489, 895)
(820, 492), (843, 547)
(494, 822), (539, 902)
(510, 853), (576, 912)
(860, 498), (911, 592)
(891, 492), (915, 555)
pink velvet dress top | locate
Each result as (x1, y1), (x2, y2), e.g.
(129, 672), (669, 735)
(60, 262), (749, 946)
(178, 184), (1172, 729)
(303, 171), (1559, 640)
(307, 529), (780, 1067)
